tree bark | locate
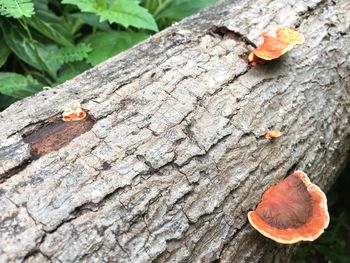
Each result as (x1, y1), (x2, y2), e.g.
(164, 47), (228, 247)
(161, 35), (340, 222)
(0, 0), (349, 262)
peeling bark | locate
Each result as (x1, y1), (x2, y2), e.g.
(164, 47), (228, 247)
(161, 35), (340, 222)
(0, 0), (349, 262)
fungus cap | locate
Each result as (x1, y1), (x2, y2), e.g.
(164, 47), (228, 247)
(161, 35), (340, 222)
(250, 33), (291, 61)
(248, 52), (267, 66)
(265, 130), (283, 140)
(276, 28), (305, 46)
(62, 102), (87, 122)
(248, 28), (304, 65)
(248, 171), (329, 244)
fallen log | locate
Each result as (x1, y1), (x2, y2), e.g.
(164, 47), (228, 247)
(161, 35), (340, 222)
(0, 0), (349, 262)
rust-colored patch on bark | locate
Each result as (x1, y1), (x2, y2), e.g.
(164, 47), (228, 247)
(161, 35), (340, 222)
(23, 116), (94, 159)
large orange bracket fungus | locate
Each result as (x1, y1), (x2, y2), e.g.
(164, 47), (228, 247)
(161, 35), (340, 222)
(62, 102), (87, 122)
(248, 171), (329, 244)
(248, 28), (305, 65)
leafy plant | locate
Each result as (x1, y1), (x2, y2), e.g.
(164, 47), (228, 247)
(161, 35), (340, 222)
(0, 0), (34, 18)
(0, 0), (217, 111)
(0, 72), (41, 98)
(84, 31), (148, 66)
(154, 0), (217, 20)
(62, 0), (158, 31)
(293, 213), (350, 263)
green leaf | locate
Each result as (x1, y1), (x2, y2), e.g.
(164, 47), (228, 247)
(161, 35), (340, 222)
(0, 0), (34, 18)
(23, 0), (74, 47)
(57, 43), (92, 64)
(61, 0), (99, 13)
(1, 20), (61, 79)
(140, 0), (159, 15)
(62, 0), (158, 31)
(0, 72), (41, 98)
(56, 61), (90, 84)
(84, 31), (148, 66)
(156, 0), (216, 20)
(0, 94), (18, 111)
(71, 12), (111, 31)
(0, 33), (11, 67)
(99, 0), (158, 31)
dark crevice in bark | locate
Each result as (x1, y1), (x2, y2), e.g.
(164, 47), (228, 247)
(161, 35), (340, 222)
(43, 187), (126, 233)
(22, 234), (51, 263)
(22, 249), (51, 263)
(222, 68), (251, 87)
(176, 132), (232, 168)
(23, 116), (95, 159)
(294, 0), (332, 28)
(0, 157), (32, 184)
(6, 118), (50, 140)
(217, 221), (250, 260)
(286, 163), (299, 178)
(1, 117), (96, 185)
(209, 26), (257, 48)
(22, 250), (40, 263)
(115, 235), (133, 262)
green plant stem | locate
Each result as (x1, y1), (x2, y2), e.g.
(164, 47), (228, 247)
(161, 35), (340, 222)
(18, 59), (51, 86)
(153, 0), (173, 19)
(18, 18), (53, 85)
(28, 70), (51, 85)
(71, 20), (84, 35)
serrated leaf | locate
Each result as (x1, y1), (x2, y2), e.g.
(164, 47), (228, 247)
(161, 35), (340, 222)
(61, 0), (98, 13)
(100, 0), (158, 31)
(0, 33), (11, 67)
(1, 20), (61, 79)
(84, 31), (148, 66)
(57, 43), (92, 64)
(0, 72), (41, 98)
(156, 0), (216, 20)
(23, 0), (74, 47)
(62, 0), (158, 31)
(0, 0), (34, 18)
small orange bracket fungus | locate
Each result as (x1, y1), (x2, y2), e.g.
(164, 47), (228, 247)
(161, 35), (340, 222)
(62, 102), (87, 122)
(265, 130), (283, 140)
(248, 28), (304, 65)
(248, 171), (329, 244)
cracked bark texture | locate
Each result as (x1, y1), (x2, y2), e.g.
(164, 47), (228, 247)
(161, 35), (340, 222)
(0, 0), (349, 262)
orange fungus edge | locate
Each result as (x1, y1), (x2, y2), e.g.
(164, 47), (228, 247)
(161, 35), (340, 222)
(247, 171), (329, 244)
(248, 51), (268, 66)
(62, 102), (87, 122)
(265, 130), (283, 140)
(249, 28), (304, 63)
(252, 33), (291, 60)
(276, 28), (305, 45)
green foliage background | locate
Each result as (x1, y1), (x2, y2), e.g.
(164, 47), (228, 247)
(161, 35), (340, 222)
(0, 0), (217, 111)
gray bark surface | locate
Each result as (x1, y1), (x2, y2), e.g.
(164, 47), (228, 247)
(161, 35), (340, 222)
(0, 0), (350, 262)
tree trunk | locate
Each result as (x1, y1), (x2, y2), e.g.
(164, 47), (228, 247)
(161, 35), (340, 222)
(0, 0), (349, 262)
